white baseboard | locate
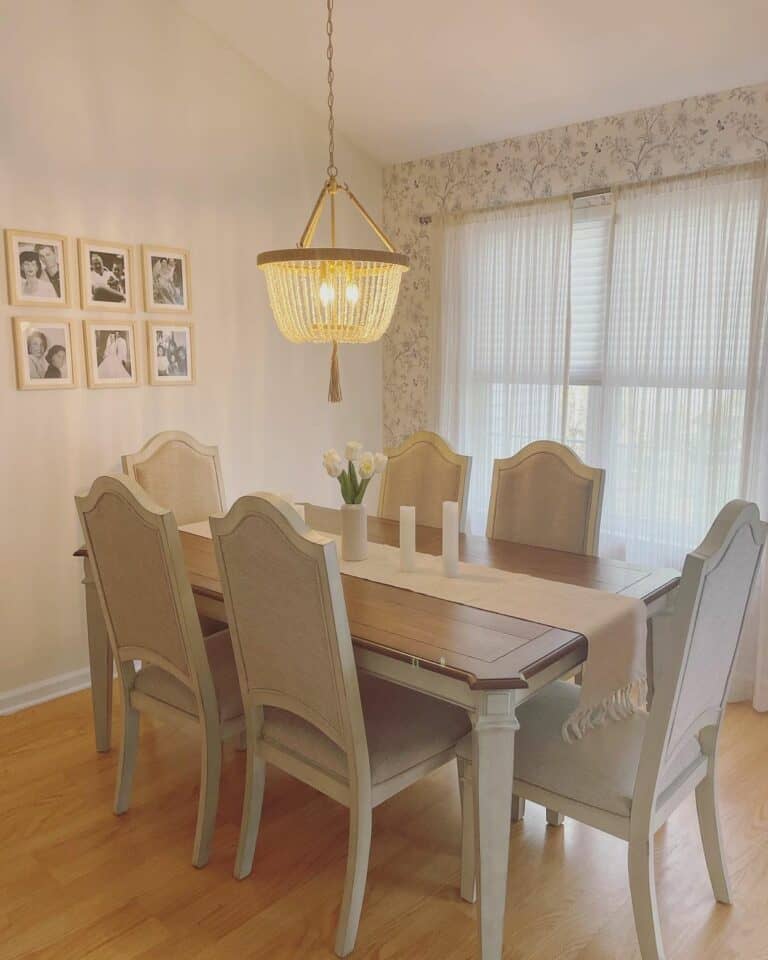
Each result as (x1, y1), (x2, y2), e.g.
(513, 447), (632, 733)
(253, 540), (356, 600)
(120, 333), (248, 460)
(0, 667), (92, 716)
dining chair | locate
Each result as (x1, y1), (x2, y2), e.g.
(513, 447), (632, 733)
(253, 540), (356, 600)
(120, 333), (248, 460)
(378, 430), (472, 529)
(210, 493), (471, 957)
(75, 474), (244, 868)
(122, 429), (226, 526)
(457, 499), (766, 960)
(486, 440), (605, 555)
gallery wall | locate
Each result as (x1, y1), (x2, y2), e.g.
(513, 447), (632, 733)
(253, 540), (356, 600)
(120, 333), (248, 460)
(0, 0), (384, 701)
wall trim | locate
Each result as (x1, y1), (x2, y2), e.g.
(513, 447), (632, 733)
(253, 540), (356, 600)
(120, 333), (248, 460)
(0, 668), (91, 716)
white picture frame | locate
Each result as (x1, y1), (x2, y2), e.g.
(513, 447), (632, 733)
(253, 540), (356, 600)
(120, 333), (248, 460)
(78, 238), (135, 312)
(5, 229), (71, 308)
(147, 321), (195, 385)
(12, 317), (78, 390)
(83, 319), (139, 388)
(142, 244), (191, 313)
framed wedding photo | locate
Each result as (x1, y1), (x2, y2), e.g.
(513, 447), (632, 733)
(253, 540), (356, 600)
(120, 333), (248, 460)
(142, 244), (191, 312)
(5, 229), (71, 308)
(147, 322), (195, 385)
(83, 319), (139, 388)
(78, 239), (134, 312)
(12, 317), (77, 390)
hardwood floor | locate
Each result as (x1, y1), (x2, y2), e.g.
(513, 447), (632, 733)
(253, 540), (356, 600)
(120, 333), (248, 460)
(1, 688), (766, 960)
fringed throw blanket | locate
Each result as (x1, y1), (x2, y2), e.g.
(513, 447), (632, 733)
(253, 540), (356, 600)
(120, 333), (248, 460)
(332, 538), (649, 742)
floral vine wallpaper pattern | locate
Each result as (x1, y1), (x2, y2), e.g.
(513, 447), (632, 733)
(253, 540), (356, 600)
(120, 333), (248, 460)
(381, 81), (768, 446)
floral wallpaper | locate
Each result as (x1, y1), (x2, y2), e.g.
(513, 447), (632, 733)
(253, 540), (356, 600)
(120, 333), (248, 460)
(382, 81), (768, 445)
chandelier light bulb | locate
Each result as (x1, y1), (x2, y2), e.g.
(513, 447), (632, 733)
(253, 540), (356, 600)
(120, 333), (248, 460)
(319, 280), (335, 306)
(345, 282), (360, 305)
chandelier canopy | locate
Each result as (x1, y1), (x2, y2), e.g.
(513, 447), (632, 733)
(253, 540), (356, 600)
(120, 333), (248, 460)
(256, 0), (409, 402)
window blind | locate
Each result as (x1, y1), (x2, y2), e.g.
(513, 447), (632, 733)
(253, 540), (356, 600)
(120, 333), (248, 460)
(569, 202), (613, 386)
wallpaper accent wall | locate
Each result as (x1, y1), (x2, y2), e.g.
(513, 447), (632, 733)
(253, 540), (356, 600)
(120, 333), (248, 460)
(382, 81), (768, 445)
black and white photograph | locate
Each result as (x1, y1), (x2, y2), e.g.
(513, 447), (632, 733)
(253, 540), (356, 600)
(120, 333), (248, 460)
(12, 317), (77, 390)
(84, 320), (138, 388)
(78, 239), (133, 311)
(5, 230), (70, 307)
(148, 322), (195, 385)
(142, 245), (191, 312)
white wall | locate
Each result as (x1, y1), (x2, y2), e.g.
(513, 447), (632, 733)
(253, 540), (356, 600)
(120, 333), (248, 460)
(0, 0), (384, 697)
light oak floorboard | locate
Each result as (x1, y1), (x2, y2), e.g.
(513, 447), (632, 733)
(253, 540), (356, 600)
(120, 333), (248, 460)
(0, 688), (766, 960)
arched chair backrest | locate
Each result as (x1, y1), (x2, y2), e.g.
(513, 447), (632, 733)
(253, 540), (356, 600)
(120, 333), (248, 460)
(635, 500), (766, 821)
(122, 430), (225, 526)
(486, 441), (605, 555)
(378, 431), (472, 530)
(210, 494), (370, 781)
(75, 475), (216, 711)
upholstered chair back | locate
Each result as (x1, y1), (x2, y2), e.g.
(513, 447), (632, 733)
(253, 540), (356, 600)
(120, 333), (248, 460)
(76, 475), (214, 704)
(210, 494), (369, 775)
(486, 441), (605, 555)
(378, 431), (472, 529)
(122, 430), (225, 526)
(637, 501), (765, 817)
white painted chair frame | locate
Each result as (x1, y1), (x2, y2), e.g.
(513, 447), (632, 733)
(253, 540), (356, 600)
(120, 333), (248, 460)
(76, 475), (244, 868)
(210, 494), (461, 957)
(486, 440), (605, 556)
(122, 429), (226, 525)
(459, 500), (766, 960)
(378, 430), (472, 530)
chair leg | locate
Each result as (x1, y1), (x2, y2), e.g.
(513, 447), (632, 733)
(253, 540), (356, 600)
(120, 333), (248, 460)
(457, 758), (477, 903)
(113, 704), (140, 815)
(511, 795), (526, 822)
(334, 798), (372, 957)
(546, 808), (564, 826)
(628, 836), (665, 960)
(191, 729), (222, 869)
(234, 743), (266, 880)
(695, 768), (733, 904)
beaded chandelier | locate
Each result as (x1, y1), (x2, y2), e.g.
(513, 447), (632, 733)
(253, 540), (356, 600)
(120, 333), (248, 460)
(257, 0), (409, 402)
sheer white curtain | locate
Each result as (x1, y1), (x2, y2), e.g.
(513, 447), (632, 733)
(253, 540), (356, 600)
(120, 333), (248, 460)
(599, 165), (768, 708)
(433, 198), (572, 531)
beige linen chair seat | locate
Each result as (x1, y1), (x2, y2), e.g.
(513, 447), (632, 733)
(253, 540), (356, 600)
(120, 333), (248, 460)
(263, 673), (470, 786)
(133, 630), (243, 724)
(457, 501), (766, 960)
(458, 682), (704, 819)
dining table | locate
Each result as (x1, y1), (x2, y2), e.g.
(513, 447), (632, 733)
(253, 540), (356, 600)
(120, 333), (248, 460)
(74, 504), (679, 960)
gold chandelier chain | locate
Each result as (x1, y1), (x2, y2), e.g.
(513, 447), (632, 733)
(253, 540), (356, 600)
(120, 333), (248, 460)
(326, 0), (337, 180)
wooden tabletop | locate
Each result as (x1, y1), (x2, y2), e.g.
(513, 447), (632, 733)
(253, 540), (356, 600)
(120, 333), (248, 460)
(177, 504), (679, 692)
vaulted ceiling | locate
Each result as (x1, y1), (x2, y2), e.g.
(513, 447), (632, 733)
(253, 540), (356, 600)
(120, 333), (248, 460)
(181, 0), (768, 164)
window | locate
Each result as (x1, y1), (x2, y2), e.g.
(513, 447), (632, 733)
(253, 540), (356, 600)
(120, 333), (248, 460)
(438, 166), (768, 563)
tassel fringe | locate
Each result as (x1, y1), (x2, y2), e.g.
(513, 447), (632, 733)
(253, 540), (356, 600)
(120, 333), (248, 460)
(562, 676), (648, 743)
(328, 340), (342, 403)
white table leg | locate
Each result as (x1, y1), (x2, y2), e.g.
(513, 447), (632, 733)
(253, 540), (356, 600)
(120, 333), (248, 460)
(472, 693), (519, 960)
(83, 556), (113, 753)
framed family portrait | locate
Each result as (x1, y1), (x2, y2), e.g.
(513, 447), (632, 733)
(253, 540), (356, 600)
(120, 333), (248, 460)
(78, 239), (134, 312)
(12, 317), (77, 390)
(147, 322), (195, 385)
(5, 229), (71, 308)
(83, 319), (139, 388)
(142, 245), (191, 312)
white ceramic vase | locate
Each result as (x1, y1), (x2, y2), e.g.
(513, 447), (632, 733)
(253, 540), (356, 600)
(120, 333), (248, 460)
(341, 503), (368, 561)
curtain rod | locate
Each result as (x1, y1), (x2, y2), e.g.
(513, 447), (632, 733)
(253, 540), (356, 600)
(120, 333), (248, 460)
(416, 159), (767, 225)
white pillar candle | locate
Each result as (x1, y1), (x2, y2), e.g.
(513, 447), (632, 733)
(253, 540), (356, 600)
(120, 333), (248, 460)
(442, 501), (460, 578)
(400, 505), (416, 572)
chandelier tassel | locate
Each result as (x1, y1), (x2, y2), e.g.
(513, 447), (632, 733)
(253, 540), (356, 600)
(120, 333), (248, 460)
(328, 340), (342, 403)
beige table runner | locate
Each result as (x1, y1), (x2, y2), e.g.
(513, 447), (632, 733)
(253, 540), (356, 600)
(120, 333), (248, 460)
(181, 520), (648, 741)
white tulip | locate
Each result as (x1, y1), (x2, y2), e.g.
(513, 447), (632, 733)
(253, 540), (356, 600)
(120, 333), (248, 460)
(358, 451), (375, 480)
(322, 449), (344, 478)
(373, 452), (388, 474)
(345, 441), (363, 462)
